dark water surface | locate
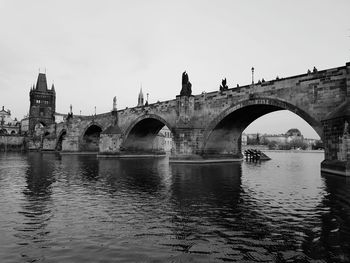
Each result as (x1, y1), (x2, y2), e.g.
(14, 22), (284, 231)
(1, 152), (350, 262)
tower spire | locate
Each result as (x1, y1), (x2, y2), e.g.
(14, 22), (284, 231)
(137, 84), (144, 106)
(36, 72), (48, 91)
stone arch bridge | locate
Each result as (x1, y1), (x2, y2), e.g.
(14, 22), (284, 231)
(30, 62), (350, 176)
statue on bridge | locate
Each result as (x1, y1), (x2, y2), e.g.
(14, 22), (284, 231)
(219, 78), (228, 91)
(66, 104), (73, 121)
(113, 96), (117, 111)
(180, 71), (192, 96)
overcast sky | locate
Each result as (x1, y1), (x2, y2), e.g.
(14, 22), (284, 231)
(0, 0), (349, 139)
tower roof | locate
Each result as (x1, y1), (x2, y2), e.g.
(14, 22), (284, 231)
(36, 73), (48, 91)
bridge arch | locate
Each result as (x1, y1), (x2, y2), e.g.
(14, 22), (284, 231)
(56, 129), (67, 151)
(33, 121), (46, 133)
(202, 97), (322, 157)
(122, 114), (174, 153)
(80, 123), (103, 152)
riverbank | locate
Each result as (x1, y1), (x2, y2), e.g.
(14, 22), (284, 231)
(242, 145), (324, 154)
(263, 149), (324, 153)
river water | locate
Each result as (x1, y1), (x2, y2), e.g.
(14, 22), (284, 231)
(0, 151), (350, 262)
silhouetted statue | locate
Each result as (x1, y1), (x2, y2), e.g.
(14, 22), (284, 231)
(180, 71), (192, 96)
(113, 96), (117, 111)
(66, 104), (73, 121)
(66, 112), (73, 121)
(219, 78), (228, 91)
(182, 71), (189, 84)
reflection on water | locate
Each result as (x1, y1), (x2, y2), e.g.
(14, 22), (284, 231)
(0, 151), (350, 262)
(318, 174), (350, 262)
(16, 153), (55, 262)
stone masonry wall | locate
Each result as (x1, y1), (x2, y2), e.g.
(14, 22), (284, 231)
(0, 135), (25, 151)
(322, 117), (349, 160)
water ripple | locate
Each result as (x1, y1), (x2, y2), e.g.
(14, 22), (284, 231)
(1, 152), (350, 262)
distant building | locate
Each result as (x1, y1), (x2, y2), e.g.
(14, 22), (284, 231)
(21, 110), (66, 136)
(286, 128), (302, 137)
(20, 115), (29, 135)
(54, 113), (67, 123)
(262, 134), (288, 144)
(246, 128), (320, 150)
(303, 138), (319, 149)
(285, 128), (303, 142)
(241, 133), (247, 146)
(0, 106), (21, 135)
(29, 73), (56, 134)
(260, 128), (304, 144)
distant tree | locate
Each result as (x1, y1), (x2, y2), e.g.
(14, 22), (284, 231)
(247, 136), (256, 145)
(268, 141), (278, 150)
(288, 139), (308, 150)
(259, 136), (268, 145)
(279, 143), (292, 150)
(312, 140), (324, 150)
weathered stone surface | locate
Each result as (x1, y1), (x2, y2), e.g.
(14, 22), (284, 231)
(321, 97), (350, 175)
(42, 137), (56, 150)
(99, 134), (122, 154)
(0, 135), (25, 151)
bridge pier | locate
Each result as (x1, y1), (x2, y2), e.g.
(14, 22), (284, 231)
(42, 135), (57, 151)
(169, 127), (243, 163)
(169, 127), (201, 162)
(202, 127), (243, 160)
(98, 126), (123, 155)
(321, 99), (350, 176)
(61, 126), (81, 152)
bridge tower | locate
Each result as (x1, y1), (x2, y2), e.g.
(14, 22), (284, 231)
(29, 73), (56, 134)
